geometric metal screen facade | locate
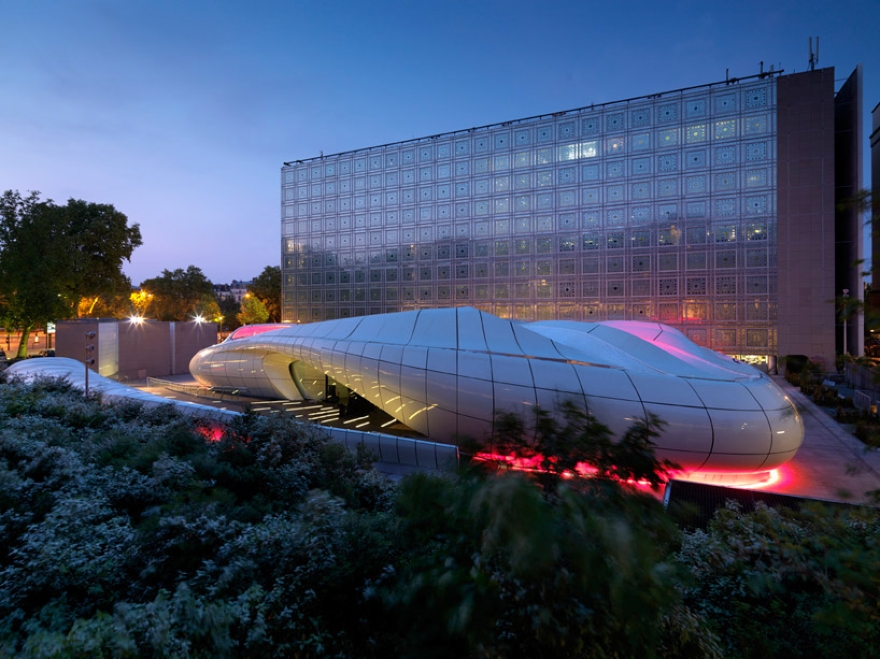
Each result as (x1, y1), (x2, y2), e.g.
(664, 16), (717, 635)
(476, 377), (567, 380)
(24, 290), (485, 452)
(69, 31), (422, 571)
(281, 73), (778, 356)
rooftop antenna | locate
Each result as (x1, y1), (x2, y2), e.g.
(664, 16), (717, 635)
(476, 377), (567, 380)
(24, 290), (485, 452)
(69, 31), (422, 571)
(808, 36), (819, 71)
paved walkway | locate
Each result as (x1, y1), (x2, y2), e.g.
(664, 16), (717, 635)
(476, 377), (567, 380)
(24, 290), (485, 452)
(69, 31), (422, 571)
(765, 375), (880, 505)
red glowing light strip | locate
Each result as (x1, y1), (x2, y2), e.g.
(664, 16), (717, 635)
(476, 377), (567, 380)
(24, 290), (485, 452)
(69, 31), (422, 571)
(473, 451), (783, 490)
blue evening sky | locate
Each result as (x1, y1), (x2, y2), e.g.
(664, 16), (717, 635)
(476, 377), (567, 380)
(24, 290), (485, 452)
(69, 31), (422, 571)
(1, 0), (877, 286)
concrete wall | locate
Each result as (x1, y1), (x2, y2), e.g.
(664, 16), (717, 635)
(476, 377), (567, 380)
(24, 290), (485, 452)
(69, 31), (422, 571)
(57, 319), (217, 381)
(776, 68), (837, 367)
(833, 65), (864, 356)
(55, 319), (118, 376)
(172, 322), (217, 378)
(117, 320), (172, 380)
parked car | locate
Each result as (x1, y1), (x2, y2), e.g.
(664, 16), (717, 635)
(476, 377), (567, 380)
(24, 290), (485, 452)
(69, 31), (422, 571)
(37, 349), (55, 357)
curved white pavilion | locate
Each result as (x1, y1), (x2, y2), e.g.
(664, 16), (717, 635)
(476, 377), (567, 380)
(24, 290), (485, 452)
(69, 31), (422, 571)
(190, 307), (803, 473)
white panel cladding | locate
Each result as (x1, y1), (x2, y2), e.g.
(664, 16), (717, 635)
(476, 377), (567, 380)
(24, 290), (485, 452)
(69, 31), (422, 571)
(691, 380), (763, 411)
(490, 354), (534, 387)
(627, 372), (704, 406)
(456, 375), (494, 420)
(188, 308), (804, 474)
(412, 308), (458, 348)
(706, 409), (772, 455)
(642, 402), (713, 454)
(457, 351), (491, 381)
(585, 395), (647, 440)
(572, 364), (640, 401)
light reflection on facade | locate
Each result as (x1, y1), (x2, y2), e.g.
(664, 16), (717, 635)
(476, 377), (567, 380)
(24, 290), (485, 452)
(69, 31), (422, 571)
(281, 66), (862, 368)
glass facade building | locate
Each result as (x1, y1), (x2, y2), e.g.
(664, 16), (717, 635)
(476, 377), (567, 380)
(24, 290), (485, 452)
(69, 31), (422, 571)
(281, 67), (861, 366)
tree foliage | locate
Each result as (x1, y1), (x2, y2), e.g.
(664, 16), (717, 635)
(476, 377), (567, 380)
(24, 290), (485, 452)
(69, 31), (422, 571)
(237, 294), (269, 326)
(0, 372), (878, 657)
(382, 470), (709, 658)
(0, 191), (141, 356)
(490, 401), (677, 490)
(678, 501), (880, 657)
(248, 265), (281, 322)
(0, 373), (395, 657)
(139, 266), (214, 321)
(217, 295), (241, 331)
(194, 293), (222, 323)
(61, 198), (142, 311)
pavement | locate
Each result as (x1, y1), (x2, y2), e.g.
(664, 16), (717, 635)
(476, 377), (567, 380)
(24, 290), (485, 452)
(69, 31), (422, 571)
(762, 375), (880, 505)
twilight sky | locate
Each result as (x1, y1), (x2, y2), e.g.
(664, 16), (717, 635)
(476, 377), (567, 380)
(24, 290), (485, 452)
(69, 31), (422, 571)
(1, 0), (877, 286)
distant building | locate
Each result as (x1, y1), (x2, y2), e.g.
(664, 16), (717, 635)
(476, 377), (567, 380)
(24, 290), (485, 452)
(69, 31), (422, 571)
(281, 65), (864, 369)
(213, 280), (252, 304)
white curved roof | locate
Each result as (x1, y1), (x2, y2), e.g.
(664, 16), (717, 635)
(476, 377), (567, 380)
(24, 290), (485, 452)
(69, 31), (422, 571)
(190, 308), (804, 473)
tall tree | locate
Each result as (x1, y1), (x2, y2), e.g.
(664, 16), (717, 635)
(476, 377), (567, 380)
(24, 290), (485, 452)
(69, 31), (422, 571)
(237, 294), (269, 325)
(248, 265), (281, 322)
(216, 295), (241, 331)
(139, 266), (214, 321)
(0, 190), (141, 357)
(61, 199), (142, 317)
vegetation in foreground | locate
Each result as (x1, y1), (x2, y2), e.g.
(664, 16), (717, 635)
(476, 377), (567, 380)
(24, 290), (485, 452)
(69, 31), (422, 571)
(1, 372), (879, 657)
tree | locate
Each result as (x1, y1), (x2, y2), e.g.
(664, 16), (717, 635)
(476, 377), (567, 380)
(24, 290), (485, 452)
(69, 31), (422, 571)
(678, 501), (880, 657)
(129, 289), (154, 317)
(217, 295), (241, 331)
(0, 190), (141, 357)
(62, 198), (142, 317)
(237, 294), (269, 326)
(139, 266), (214, 321)
(490, 402), (676, 490)
(194, 294), (222, 323)
(248, 265), (281, 322)
(77, 291), (132, 319)
(10, 375), (880, 657)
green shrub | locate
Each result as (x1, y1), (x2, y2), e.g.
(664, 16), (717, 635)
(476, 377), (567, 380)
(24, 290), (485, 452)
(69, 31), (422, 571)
(678, 501), (880, 658)
(3, 370), (879, 657)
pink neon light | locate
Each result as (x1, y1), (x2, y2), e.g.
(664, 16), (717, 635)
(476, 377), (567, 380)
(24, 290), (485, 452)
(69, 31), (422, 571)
(225, 324), (287, 341)
(471, 452), (662, 489)
(195, 425), (225, 442)
(473, 451), (784, 491)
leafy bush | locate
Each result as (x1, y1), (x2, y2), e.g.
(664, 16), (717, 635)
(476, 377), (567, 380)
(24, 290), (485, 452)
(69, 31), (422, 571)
(0, 373), (397, 656)
(854, 419), (880, 448)
(381, 470), (719, 658)
(2, 371), (878, 657)
(678, 501), (880, 658)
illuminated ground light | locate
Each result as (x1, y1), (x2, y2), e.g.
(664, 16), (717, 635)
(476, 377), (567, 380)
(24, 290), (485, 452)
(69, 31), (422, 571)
(472, 451), (784, 491)
(195, 425), (225, 443)
(668, 468), (782, 490)
(471, 452), (664, 489)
